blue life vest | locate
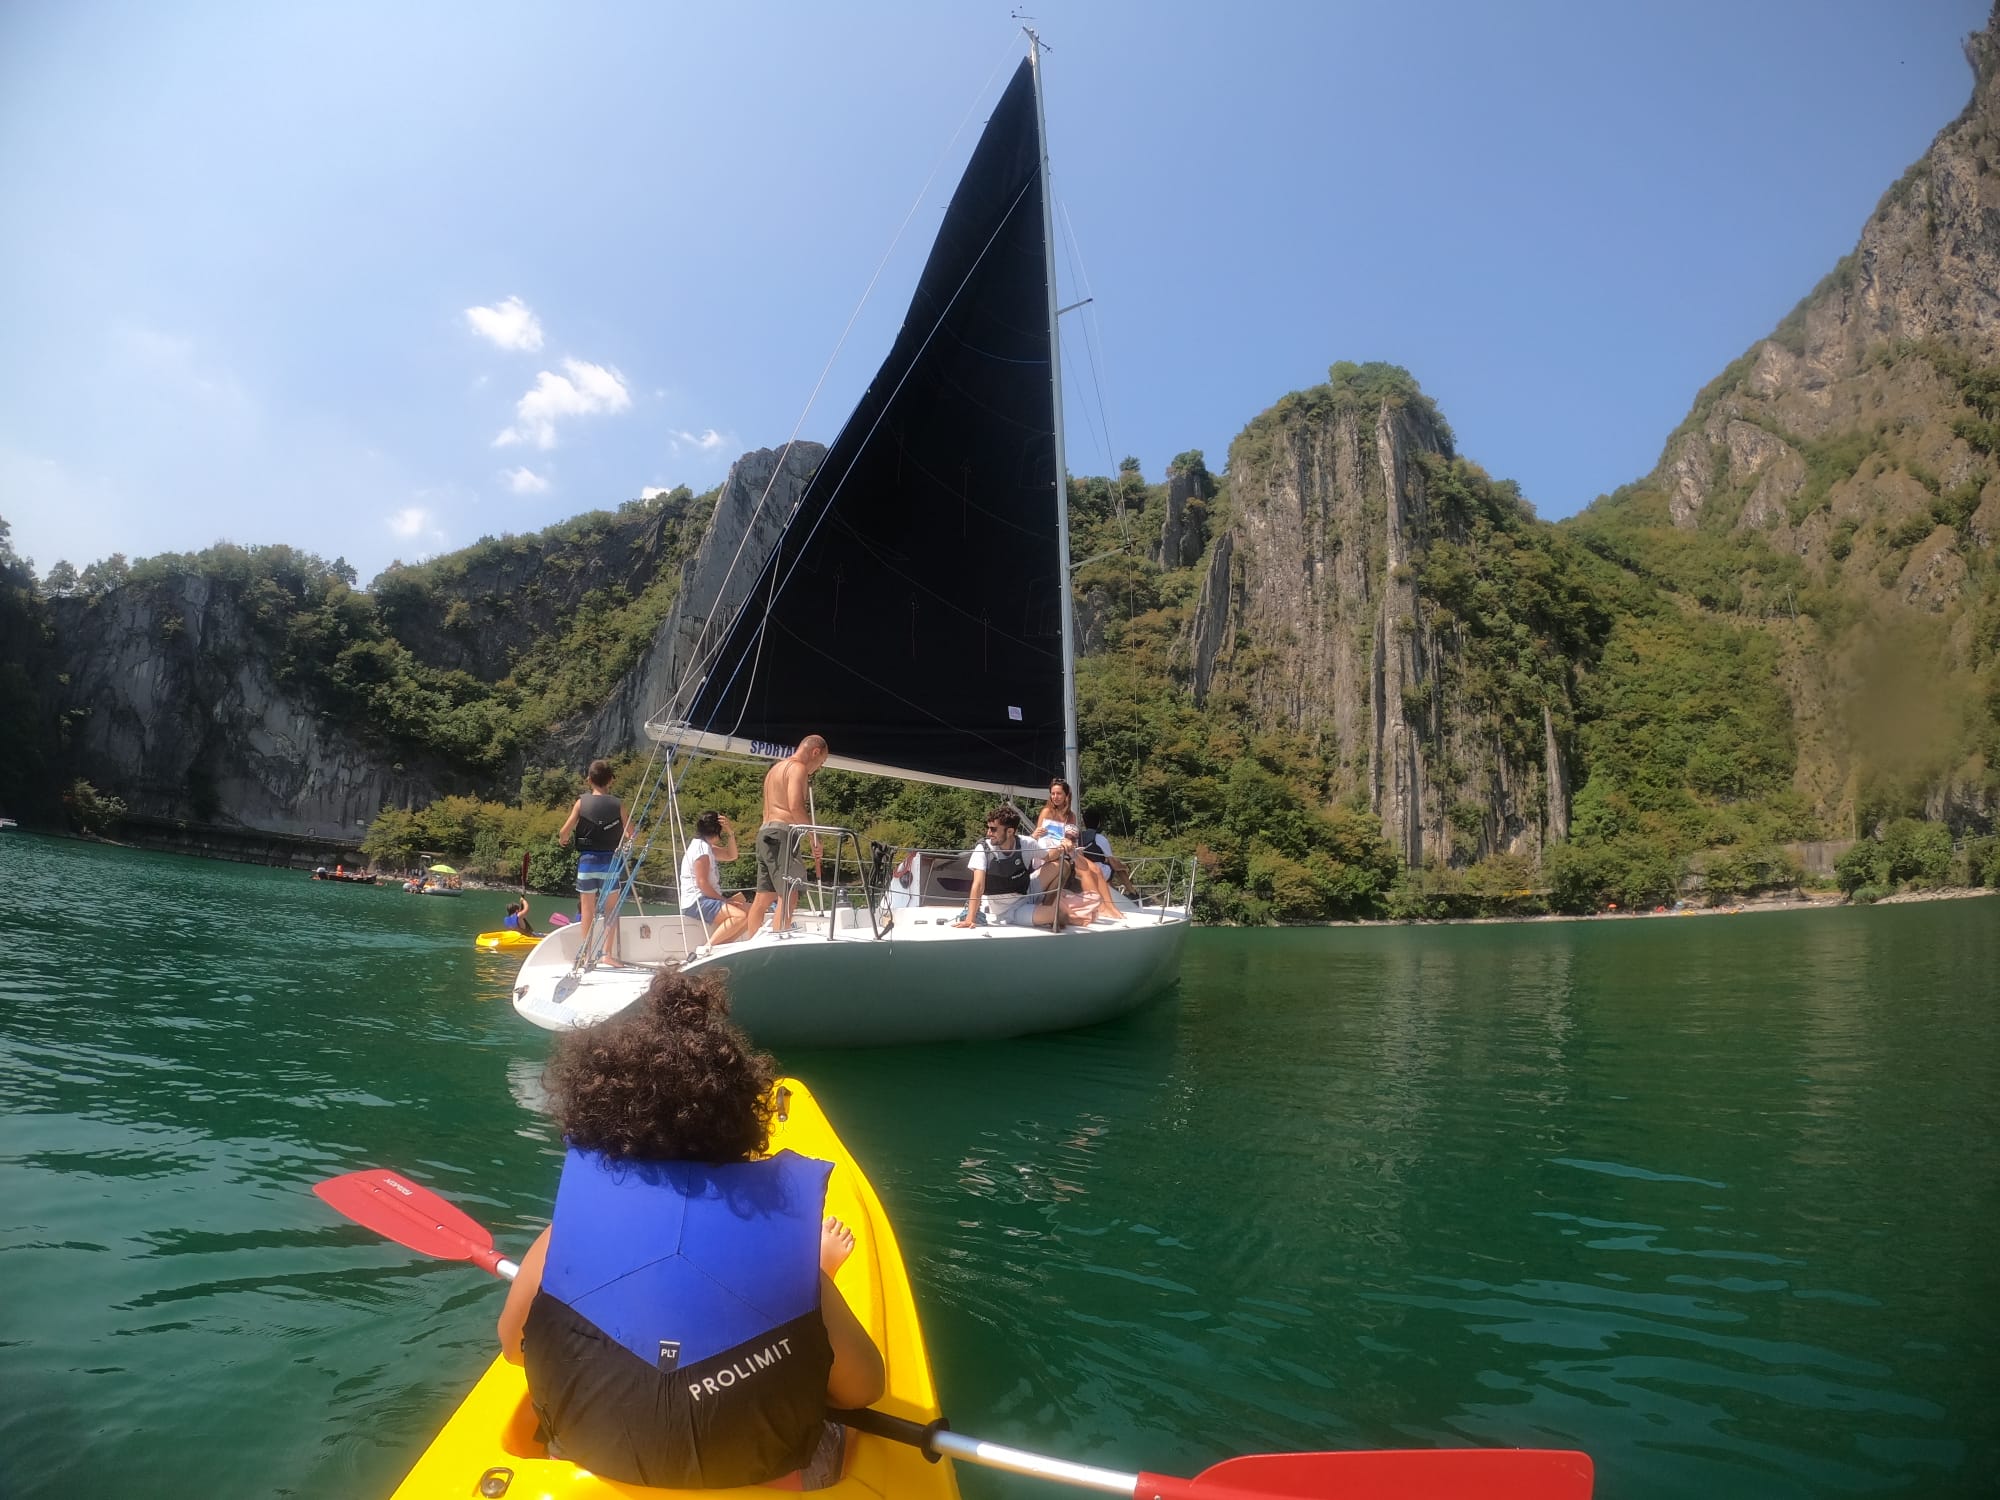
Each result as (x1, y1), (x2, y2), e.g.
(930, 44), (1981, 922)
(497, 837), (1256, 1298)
(523, 1146), (835, 1489)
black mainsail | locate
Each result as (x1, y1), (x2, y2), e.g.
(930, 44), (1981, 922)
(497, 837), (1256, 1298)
(666, 57), (1068, 795)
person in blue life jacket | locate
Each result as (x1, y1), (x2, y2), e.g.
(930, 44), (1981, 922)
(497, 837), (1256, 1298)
(496, 971), (884, 1489)
(557, 758), (635, 967)
(502, 897), (537, 936)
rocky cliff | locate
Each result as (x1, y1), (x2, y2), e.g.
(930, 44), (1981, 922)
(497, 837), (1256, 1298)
(1570, 2), (2000, 836)
(47, 574), (465, 836)
(1190, 367), (1590, 867)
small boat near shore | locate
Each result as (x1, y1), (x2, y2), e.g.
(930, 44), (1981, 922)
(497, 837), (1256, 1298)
(310, 867), (378, 885)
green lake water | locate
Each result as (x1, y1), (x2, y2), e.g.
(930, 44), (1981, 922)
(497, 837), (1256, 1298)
(3, 831), (1997, 1497)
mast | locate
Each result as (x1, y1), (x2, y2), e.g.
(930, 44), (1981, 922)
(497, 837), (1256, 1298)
(1028, 29), (1081, 803)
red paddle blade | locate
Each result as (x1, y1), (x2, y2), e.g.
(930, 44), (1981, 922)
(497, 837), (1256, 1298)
(313, 1170), (507, 1276)
(1149, 1447), (1593, 1499)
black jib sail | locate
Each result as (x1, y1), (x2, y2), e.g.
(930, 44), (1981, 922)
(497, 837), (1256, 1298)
(671, 58), (1065, 794)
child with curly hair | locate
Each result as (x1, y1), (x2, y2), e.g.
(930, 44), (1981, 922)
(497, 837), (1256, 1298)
(496, 971), (883, 1488)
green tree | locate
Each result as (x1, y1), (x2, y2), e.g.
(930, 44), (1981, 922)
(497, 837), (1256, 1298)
(65, 779), (127, 835)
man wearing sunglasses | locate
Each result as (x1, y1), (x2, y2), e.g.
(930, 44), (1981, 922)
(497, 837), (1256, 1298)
(952, 805), (1104, 930)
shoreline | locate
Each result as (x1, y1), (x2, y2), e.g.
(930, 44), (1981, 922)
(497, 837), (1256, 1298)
(1341, 885), (1997, 928)
(24, 827), (1998, 926)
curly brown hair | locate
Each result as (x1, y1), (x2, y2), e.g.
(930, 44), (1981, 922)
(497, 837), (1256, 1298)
(543, 971), (776, 1162)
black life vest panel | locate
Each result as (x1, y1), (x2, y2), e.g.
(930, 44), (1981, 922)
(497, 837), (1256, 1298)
(574, 792), (624, 852)
(523, 1147), (834, 1489)
(979, 838), (1032, 895)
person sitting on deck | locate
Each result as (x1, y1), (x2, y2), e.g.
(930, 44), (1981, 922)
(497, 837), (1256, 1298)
(1075, 805), (1135, 893)
(682, 810), (753, 947)
(951, 806), (1103, 930)
(502, 897), (537, 937)
(1032, 777), (1079, 843)
(496, 971), (883, 1489)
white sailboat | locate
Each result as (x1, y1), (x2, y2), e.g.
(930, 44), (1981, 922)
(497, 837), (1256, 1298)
(513, 36), (1194, 1045)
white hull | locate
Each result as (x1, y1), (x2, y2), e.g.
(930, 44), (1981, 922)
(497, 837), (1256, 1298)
(511, 903), (1188, 1047)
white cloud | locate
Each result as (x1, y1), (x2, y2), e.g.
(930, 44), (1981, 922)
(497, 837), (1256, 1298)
(387, 506), (446, 548)
(640, 486), (672, 500)
(464, 296), (544, 352)
(671, 427), (727, 454)
(494, 358), (632, 450)
(504, 466), (550, 494)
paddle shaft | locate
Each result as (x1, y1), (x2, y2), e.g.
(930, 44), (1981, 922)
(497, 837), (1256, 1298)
(834, 1408), (1293, 1500)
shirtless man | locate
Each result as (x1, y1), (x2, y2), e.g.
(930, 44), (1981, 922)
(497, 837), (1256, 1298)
(740, 735), (829, 940)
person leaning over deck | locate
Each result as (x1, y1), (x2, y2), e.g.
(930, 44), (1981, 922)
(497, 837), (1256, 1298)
(951, 806), (1101, 930)
(683, 810), (753, 947)
(497, 970), (883, 1489)
(558, 759), (635, 968)
(744, 736), (828, 940)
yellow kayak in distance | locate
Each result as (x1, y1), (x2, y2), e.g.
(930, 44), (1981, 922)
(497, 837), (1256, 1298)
(474, 930), (540, 952)
(387, 1077), (960, 1500)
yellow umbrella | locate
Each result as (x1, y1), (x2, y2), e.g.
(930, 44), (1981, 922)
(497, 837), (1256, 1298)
(429, 863), (458, 875)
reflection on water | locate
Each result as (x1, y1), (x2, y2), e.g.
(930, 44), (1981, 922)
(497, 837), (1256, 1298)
(2, 833), (1997, 1499)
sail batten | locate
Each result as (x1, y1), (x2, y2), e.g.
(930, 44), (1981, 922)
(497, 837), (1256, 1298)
(678, 58), (1064, 793)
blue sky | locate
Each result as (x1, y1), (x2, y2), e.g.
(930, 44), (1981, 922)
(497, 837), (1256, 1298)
(1, 0), (1988, 585)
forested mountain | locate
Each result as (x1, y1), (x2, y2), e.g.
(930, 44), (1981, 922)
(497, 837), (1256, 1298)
(5, 6), (1998, 916)
(1567, 9), (2000, 844)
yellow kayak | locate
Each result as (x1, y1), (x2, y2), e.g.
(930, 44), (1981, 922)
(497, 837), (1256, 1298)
(388, 1078), (959, 1499)
(474, 930), (539, 952)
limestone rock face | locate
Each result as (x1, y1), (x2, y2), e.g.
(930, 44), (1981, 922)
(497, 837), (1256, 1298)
(48, 576), (459, 835)
(1644, 6), (2000, 548)
(1153, 461), (1213, 570)
(584, 442), (825, 753)
(1192, 389), (1572, 867)
(1575, 5), (2000, 837)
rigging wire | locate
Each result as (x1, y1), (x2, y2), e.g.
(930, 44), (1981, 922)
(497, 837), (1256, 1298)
(1057, 195), (1131, 554)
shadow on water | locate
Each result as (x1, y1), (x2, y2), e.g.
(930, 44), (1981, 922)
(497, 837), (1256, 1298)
(3, 832), (1997, 1498)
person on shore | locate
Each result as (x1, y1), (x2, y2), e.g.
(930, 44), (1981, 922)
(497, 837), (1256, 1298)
(503, 897), (537, 936)
(952, 806), (1102, 929)
(744, 736), (828, 941)
(682, 810), (753, 947)
(496, 971), (882, 1489)
(558, 759), (635, 967)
